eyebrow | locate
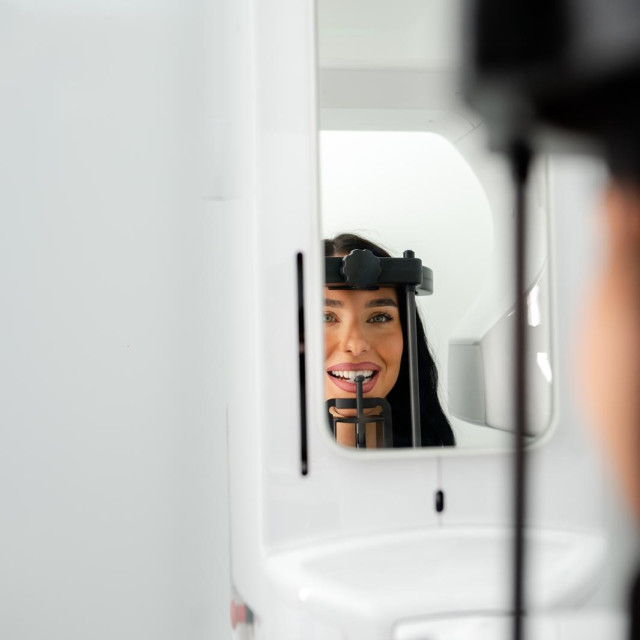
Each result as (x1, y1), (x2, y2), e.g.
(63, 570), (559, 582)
(324, 297), (398, 308)
(365, 297), (398, 308)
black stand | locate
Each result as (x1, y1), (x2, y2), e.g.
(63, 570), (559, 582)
(326, 376), (393, 449)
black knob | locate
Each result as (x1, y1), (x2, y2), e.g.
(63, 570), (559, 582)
(341, 249), (382, 288)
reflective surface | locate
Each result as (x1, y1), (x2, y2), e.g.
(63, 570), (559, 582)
(316, 0), (554, 448)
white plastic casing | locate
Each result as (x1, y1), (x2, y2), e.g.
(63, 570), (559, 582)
(222, 2), (615, 640)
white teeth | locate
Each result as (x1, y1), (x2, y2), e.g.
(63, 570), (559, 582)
(329, 369), (375, 381)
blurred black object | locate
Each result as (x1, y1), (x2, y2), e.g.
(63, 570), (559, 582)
(463, 0), (640, 179)
(464, 4), (640, 639)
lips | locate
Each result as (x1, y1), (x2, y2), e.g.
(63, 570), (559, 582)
(327, 362), (381, 394)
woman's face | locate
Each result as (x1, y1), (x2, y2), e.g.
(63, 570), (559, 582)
(324, 286), (403, 401)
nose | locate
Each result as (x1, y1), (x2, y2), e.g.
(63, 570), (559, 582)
(340, 319), (370, 356)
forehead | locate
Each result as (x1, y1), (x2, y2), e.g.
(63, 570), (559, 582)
(324, 286), (399, 306)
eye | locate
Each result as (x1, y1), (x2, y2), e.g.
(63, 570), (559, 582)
(324, 311), (338, 323)
(368, 312), (393, 324)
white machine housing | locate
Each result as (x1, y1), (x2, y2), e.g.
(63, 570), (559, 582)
(220, 1), (616, 639)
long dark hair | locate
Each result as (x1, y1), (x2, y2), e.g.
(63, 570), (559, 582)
(324, 233), (455, 447)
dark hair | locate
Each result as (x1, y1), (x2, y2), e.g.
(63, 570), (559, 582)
(324, 233), (455, 447)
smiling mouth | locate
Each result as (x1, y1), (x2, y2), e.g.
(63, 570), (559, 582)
(328, 369), (376, 382)
(327, 368), (380, 394)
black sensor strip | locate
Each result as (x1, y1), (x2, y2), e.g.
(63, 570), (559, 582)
(296, 252), (308, 476)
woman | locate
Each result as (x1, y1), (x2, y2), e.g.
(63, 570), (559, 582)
(324, 233), (455, 447)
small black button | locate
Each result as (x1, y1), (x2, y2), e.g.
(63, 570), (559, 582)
(435, 490), (445, 513)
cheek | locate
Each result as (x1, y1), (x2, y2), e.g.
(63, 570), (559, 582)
(383, 328), (404, 374)
(324, 329), (336, 358)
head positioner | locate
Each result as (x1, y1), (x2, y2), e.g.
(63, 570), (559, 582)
(325, 249), (433, 295)
(325, 248), (432, 448)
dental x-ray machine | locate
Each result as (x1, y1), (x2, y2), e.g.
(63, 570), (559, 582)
(221, 1), (622, 639)
(2, 1), (636, 639)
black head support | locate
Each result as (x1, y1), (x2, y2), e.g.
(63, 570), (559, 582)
(325, 249), (433, 296)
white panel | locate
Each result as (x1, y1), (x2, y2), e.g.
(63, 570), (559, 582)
(448, 343), (486, 423)
(395, 612), (626, 640)
(317, 0), (462, 69)
(0, 2), (230, 639)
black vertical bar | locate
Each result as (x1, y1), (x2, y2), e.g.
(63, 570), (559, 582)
(355, 375), (365, 448)
(630, 568), (640, 640)
(296, 252), (308, 475)
(511, 140), (531, 640)
(404, 250), (421, 447)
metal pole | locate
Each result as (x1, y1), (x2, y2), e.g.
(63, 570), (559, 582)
(355, 375), (366, 448)
(404, 250), (421, 447)
(511, 139), (531, 640)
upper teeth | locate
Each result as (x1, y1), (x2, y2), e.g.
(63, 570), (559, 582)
(329, 370), (374, 381)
